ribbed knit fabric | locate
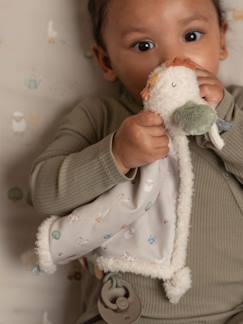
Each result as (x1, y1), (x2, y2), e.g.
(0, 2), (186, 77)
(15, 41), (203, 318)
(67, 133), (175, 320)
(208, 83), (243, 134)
(76, 142), (243, 324)
(30, 98), (137, 216)
(121, 143), (243, 323)
(30, 86), (243, 323)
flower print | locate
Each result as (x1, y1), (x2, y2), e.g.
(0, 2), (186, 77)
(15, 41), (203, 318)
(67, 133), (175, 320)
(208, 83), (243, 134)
(69, 213), (80, 223)
(95, 208), (110, 224)
(48, 20), (58, 43)
(117, 193), (126, 201)
(117, 193), (134, 209)
(145, 201), (153, 211)
(148, 235), (157, 245)
(124, 226), (136, 240)
(144, 179), (154, 192)
(76, 236), (89, 245)
(122, 251), (135, 262)
(117, 193), (131, 204)
(12, 112), (27, 135)
(95, 216), (102, 224)
(104, 233), (113, 240)
(120, 224), (129, 231)
(25, 78), (41, 90)
(51, 230), (61, 240)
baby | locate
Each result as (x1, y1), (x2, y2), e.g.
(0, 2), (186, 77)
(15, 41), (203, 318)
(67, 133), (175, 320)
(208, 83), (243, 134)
(30, 0), (243, 323)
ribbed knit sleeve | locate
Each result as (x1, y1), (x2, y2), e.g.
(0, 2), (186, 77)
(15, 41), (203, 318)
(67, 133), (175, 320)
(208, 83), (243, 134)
(195, 85), (243, 184)
(208, 86), (243, 184)
(30, 97), (137, 216)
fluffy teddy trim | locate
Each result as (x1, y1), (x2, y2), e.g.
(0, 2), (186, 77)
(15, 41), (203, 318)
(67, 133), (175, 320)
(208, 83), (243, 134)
(35, 216), (58, 274)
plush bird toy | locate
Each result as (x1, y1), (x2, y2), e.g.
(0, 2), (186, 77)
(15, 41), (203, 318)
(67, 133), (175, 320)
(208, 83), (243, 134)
(141, 57), (224, 149)
(139, 57), (224, 302)
(35, 58), (225, 305)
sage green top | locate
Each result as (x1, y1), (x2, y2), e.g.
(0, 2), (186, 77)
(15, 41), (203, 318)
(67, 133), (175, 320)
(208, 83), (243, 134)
(30, 85), (243, 324)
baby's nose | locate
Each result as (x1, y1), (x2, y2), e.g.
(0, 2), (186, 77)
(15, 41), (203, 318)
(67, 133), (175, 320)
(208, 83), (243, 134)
(160, 45), (187, 64)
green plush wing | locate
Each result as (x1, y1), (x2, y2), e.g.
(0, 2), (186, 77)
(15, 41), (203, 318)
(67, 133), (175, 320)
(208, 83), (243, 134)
(173, 101), (217, 135)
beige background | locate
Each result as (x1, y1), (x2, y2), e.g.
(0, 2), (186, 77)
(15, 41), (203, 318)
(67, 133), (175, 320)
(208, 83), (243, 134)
(0, 1), (242, 323)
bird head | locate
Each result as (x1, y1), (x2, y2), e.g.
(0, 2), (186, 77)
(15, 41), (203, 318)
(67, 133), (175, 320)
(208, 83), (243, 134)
(141, 58), (203, 124)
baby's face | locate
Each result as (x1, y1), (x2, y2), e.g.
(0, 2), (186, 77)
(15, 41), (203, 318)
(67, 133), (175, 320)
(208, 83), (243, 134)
(100, 0), (228, 102)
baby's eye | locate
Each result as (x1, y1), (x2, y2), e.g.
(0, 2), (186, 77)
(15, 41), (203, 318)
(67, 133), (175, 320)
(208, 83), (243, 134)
(184, 31), (204, 42)
(133, 41), (156, 52)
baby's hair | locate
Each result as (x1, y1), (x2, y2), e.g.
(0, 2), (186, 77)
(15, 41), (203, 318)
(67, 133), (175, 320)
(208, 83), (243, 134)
(213, 0), (226, 27)
(88, 0), (225, 48)
(88, 0), (110, 48)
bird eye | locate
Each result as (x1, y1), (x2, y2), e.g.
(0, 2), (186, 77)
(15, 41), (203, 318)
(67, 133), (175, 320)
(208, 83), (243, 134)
(172, 82), (177, 88)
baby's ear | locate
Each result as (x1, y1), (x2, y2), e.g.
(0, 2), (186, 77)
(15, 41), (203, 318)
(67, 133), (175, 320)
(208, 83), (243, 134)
(92, 44), (117, 82)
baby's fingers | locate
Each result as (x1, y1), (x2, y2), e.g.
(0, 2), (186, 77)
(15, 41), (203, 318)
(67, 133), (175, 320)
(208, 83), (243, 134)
(136, 111), (164, 127)
(155, 145), (170, 159)
(148, 126), (167, 137)
(152, 134), (170, 149)
(197, 76), (220, 86)
(195, 67), (215, 79)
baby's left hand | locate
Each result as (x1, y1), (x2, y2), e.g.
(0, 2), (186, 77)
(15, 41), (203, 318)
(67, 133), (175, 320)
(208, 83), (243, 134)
(195, 67), (224, 108)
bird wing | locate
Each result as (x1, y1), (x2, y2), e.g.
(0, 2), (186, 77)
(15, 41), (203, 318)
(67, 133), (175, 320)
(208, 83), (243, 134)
(172, 101), (217, 136)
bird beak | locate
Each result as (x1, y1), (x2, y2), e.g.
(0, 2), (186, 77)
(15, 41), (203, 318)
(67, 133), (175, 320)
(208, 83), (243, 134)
(141, 73), (159, 102)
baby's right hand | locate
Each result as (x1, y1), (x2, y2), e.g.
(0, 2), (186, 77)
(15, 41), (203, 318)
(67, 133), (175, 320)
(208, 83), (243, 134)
(112, 111), (169, 174)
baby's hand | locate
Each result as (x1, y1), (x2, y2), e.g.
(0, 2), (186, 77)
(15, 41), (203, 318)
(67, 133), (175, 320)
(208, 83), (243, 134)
(112, 111), (169, 174)
(195, 66), (224, 107)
